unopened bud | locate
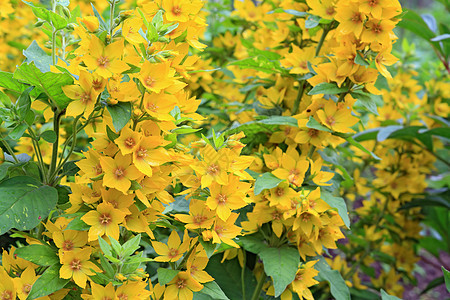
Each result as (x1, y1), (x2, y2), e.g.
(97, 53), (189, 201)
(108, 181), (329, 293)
(79, 16), (99, 32)
(157, 36), (169, 43)
(34, 20), (46, 27)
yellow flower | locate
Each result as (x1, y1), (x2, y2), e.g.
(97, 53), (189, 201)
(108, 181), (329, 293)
(115, 127), (143, 155)
(316, 100), (359, 133)
(272, 149), (309, 187)
(191, 145), (230, 188)
(62, 70), (100, 118)
(163, 0), (198, 22)
(164, 271), (203, 300)
(81, 282), (116, 300)
(211, 213), (241, 247)
(81, 202), (127, 241)
(138, 61), (176, 93)
(335, 3), (366, 36)
(59, 248), (101, 288)
(187, 254), (214, 283)
(12, 266), (37, 300)
(83, 36), (129, 78)
(0, 267), (16, 300)
(267, 182), (298, 209)
(152, 230), (190, 262)
(291, 261), (319, 300)
(143, 92), (178, 120)
(100, 152), (142, 194)
(360, 19), (396, 46)
(133, 137), (170, 177)
(375, 46), (398, 79)
(52, 229), (88, 252)
(174, 200), (215, 230)
(79, 16), (99, 32)
(306, 0), (337, 20)
(122, 17), (146, 45)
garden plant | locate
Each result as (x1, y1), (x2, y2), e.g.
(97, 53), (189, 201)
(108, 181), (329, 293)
(0, 0), (448, 299)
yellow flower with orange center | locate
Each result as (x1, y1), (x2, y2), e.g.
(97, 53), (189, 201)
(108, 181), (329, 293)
(59, 247), (101, 288)
(152, 230), (190, 262)
(138, 61), (176, 93)
(81, 202), (127, 241)
(81, 282), (116, 300)
(164, 271), (203, 300)
(100, 152), (142, 194)
(62, 70), (100, 118)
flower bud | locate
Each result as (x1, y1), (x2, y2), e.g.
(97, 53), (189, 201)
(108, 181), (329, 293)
(79, 16), (99, 32)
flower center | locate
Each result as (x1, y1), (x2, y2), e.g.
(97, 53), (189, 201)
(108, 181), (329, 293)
(176, 279), (187, 289)
(368, 0), (378, 7)
(125, 137), (135, 148)
(272, 211), (281, 220)
(22, 284), (32, 295)
(97, 56), (110, 68)
(62, 240), (74, 251)
(193, 214), (207, 226)
(307, 128), (319, 138)
(0, 290), (13, 300)
(352, 12), (362, 23)
(80, 92), (91, 103)
(92, 79), (103, 91)
(217, 194), (227, 205)
(114, 167), (126, 179)
(118, 294), (128, 300)
(295, 273), (303, 281)
(372, 24), (382, 34)
(168, 248), (179, 259)
(275, 187), (284, 197)
(136, 147), (147, 158)
(99, 213), (112, 226)
(145, 76), (156, 88)
(325, 116), (336, 126)
(326, 6), (335, 15)
(94, 164), (103, 175)
(207, 164), (220, 176)
(147, 103), (158, 112)
(302, 213), (311, 222)
(172, 6), (182, 16)
(70, 259), (82, 271)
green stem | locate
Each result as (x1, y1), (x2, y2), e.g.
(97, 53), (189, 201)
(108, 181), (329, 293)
(109, 0), (116, 40)
(315, 22), (334, 56)
(1, 139), (19, 163)
(177, 240), (200, 270)
(48, 110), (63, 184)
(241, 250), (247, 300)
(28, 129), (46, 180)
(51, 0), (57, 65)
(250, 271), (266, 300)
(291, 81), (306, 115)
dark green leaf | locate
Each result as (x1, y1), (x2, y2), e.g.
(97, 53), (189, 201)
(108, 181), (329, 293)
(0, 176), (57, 234)
(23, 41), (52, 72)
(107, 102), (132, 132)
(259, 246), (300, 297)
(354, 52), (370, 67)
(443, 266), (450, 293)
(351, 91), (379, 115)
(259, 116), (298, 126)
(307, 116), (332, 132)
(199, 238), (218, 258)
(308, 82), (348, 95)
(66, 215), (90, 231)
(8, 122), (28, 140)
(157, 268), (179, 286)
(377, 125), (403, 142)
(40, 130), (57, 143)
(239, 235), (267, 254)
(16, 87), (34, 120)
(321, 191), (351, 228)
(196, 282), (229, 300)
(14, 244), (59, 266)
(28, 264), (69, 299)
(315, 256), (350, 300)
(254, 172), (285, 195)
(122, 234), (141, 257)
(380, 289), (401, 300)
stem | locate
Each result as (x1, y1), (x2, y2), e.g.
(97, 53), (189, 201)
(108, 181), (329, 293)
(315, 22), (334, 56)
(48, 110), (63, 184)
(177, 240), (200, 270)
(51, 0), (57, 65)
(241, 250), (246, 300)
(109, 0), (116, 40)
(28, 129), (47, 180)
(291, 81), (306, 115)
(1, 139), (19, 163)
(250, 271), (266, 300)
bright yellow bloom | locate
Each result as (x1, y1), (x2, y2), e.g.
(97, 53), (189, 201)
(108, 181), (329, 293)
(0, 268), (16, 300)
(360, 19), (396, 46)
(133, 137), (170, 177)
(62, 70), (100, 118)
(164, 271), (203, 300)
(100, 152), (142, 194)
(335, 3), (366, 36)
(81, 282), (116, 300)
(375, 46), (398, 79)
(272, 149), (309, 187)
(187, 254), (214, 283)
(115, 127), (143, 155)
(191, 145), (230, 188)
(12, 267), (37, 300)
(291, 261), (319, 300)
(59, 248), (101, 288)
(316, 100), (359, 133)
(81, 202), (127, 241)
(152, 230), (190, 262)
(122, 17), (146, 45)
(210, 213), (241, 247)
(163, 0), (198, 22)
(138, 61), (175, 93)
(174, 200), (215, 230)
(306, 0), (337, 20)
(267, 182), (298, 209)
(53, 229), (88, 252)
(83, 36), (129, 78)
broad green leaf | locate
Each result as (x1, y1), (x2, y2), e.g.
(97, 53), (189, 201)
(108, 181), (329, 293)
(308, 82), (348, 95)
(377, 125), (403, 142)
(239, 235), (267, 254)
(0, 176), (57, 234)
(28, 264), (70, 299)
(23, 41), (52, 72)
(8, 123), (28, 140)
(107, 102), (132, 132)
(380, 289), (401, 300)
(259, 246), (300, 297)
(337, 134), (381, 160)
(195, 282), (229, 300)
(205, 255), (257, 300)
(0, 71), (28, 94)
(26, 2), (68, 30)
(254, 172), (285, 195)
(66, 215), (90, 231)
(16, 87), (33, 120)
(13, 62), (74, 109)
(157, 268), (179, 286)
(98, 236), (113, 257)
(199, 238), (218, 258)
(443, 267), (450, 293)
(40, 130), (57, 143)
(0, 162), (13, 181)
(122, 234), (141, 257)
(307, 116), (332, 132)
(315, 256), (350, 300)
(321, 191), (351, 228)
(259, 116), (298, 127)
(351, 91), (379, 115)
(14, 244), (59, 266)
(354, 52), (370, 66)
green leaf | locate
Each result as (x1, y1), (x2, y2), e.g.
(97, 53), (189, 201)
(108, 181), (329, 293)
(443, 266), (450, 293)
(25, 2), (68, 30)
(315, 256), (350, 300)
(268, 8), (308, 17)
(8, 123), (28, 140)
(307, 116), (332, 132)
(66, 215), (90, 231)
(28, 264), (69, 299)
(205, 255), (257, 300)
(157, 268), (179, 286)
(259, 246), (300, 297)
(122, 234), (141, 257)
(0, 71), (28, 95)
(172, 126), (202, 134)
(0, 162), (13, 181)
(0, 176), (57, 234)
(14, 244), (59, 266)
(336, 133), (381, 160)
(354, 52), (370, 67)
(40, 130), (57, 143)
(13, 62), (74, 109)
(380, 289), (401, 300)
(239, 235), (267, 254)
(350, 91), (379, 115)
(254, 172), (285, 195)
(16, 86), (33, 120)
(376, 125), (403, 142)
(196, 282), (229, 300)
(23, 41), (52, 72)
(98, 236), (113, 257)
(308, 82), (348, 95)
(91, 3), (108, 31)
(259, 116), (298, 127)
(321, 191), (351, 228)
(199, 238), (218, 258)
(106, 102), (132, 132)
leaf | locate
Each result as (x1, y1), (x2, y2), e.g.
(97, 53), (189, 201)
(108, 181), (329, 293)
(337, 134), (381, 160)
(268, 8), (308, 17)
(376, 125), (403, 142)
(354, 52), (370, 67)
(205, 255), (257, 300)
(0, 71), (28, 94)
(259, 246), (300, 297)
(106, 102), (132, 132)
(351, 91), (379, 115)
(254, 172), (285, 195)
(171, 126), (202, 134)
(259, 116), (298, 127)
(199, 238), (218, 258)
(23, 41), (52, 72)
(431, 34), (450, 42)
(308, 82), (348, 95)
(0, 162), (13, 181)
(91, 3), (108, 31)
(421, 14), (437, 33)
(0, 176), (57, 234)
(40, 130), (57, 143)
(321, 191), (351, 228)
(307, 116), (332, 132)
(443, 267), (450, 293)
(25, 2), (68, 30)
(157, 268), (179, 286)
(13, 62), (74, 109)
(196, 282), (229, 300)
(8, 123), (28, 140)
(14, 244), (59, 266)
(239, 235), (267, 254)
(380, 289), (401, 300)
(28, 264), (70, 299)
(122, 234), (141, 257)
(16, 86), (33, 120)
(66, 215), (90, 231)
(315, 256), (350, 300)
(98, 236), (113, 257)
